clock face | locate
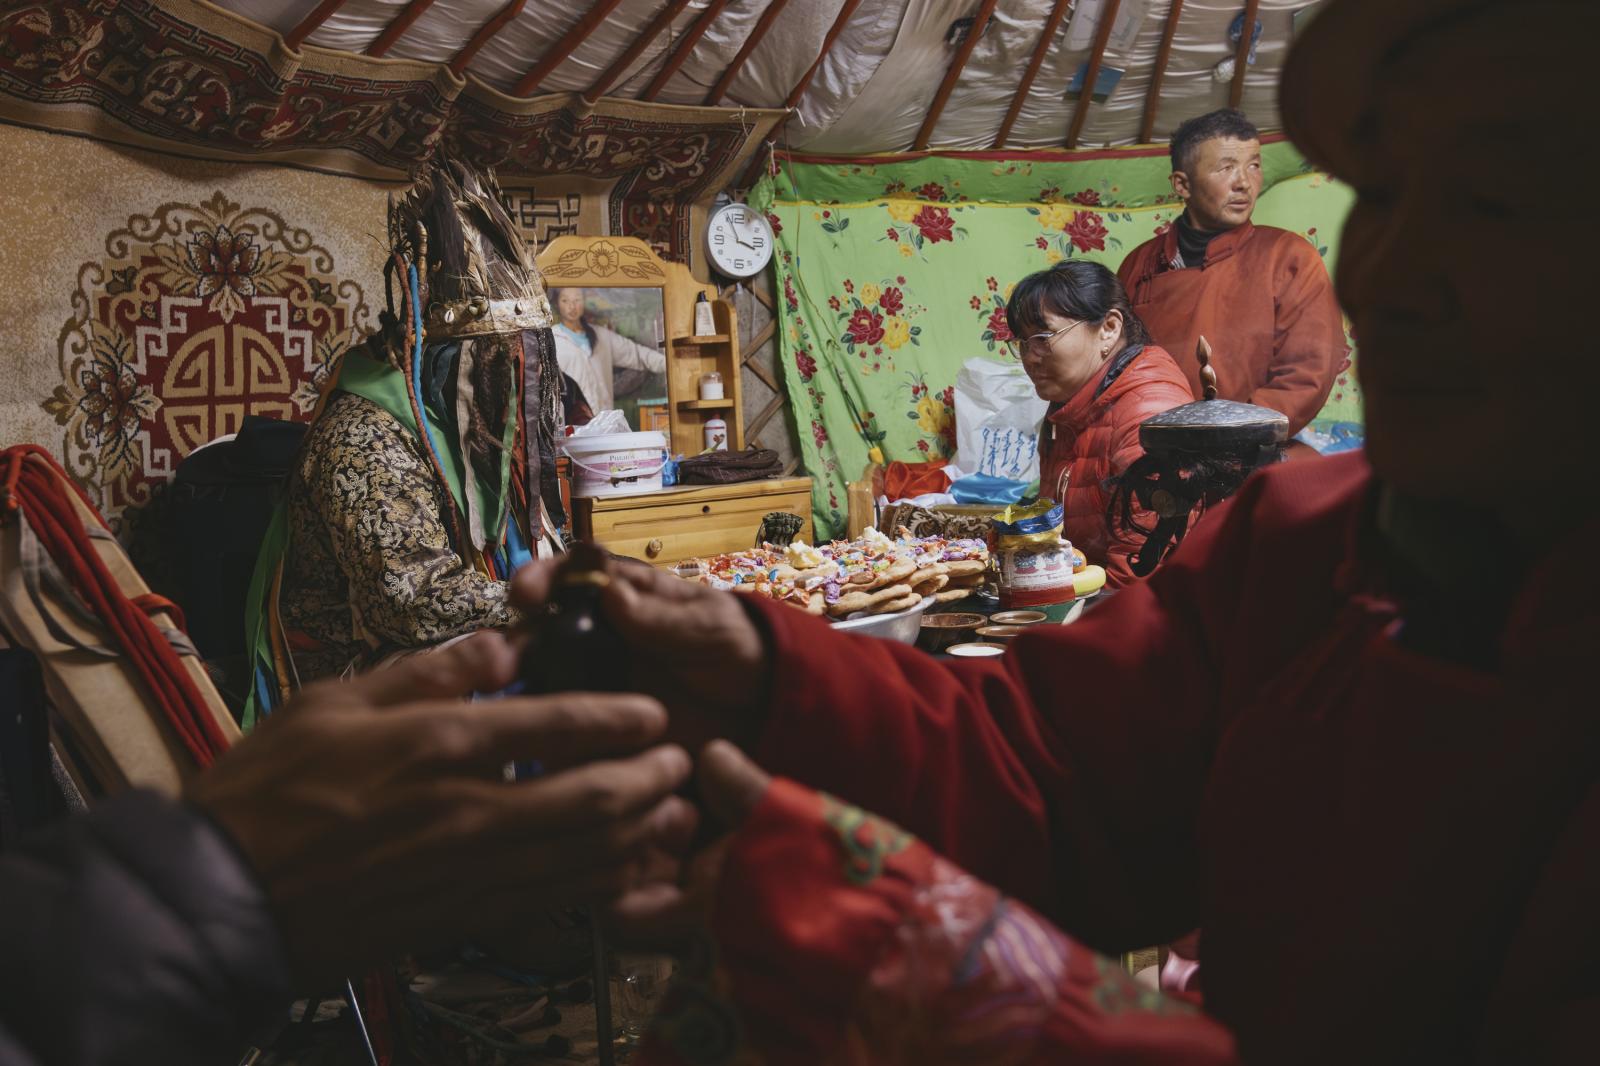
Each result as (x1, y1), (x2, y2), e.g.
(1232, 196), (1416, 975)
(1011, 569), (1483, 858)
(706, 204), (774, 278)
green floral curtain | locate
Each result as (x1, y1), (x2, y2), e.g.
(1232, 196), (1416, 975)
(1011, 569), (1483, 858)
(752, 140), (1360, 540)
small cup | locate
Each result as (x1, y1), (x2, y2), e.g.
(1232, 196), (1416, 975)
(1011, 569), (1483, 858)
(612, 953), (674, 1046)
(917, 612), (984, 653)
(946, 641), (1006, 657)
(975, 624), (1025, 642)
(990, 610), (1048, 626)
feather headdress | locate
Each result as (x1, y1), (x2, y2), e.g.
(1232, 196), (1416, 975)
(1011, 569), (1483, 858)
(379, 156), (564, 556)
(388, 157), (554, 340)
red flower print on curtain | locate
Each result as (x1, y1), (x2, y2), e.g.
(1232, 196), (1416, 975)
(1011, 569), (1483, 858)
(881, 201), (971, 256)
(1065, 211), (1108, 252)
(846, 307), (885, 346)
(912, 206), (955, 244)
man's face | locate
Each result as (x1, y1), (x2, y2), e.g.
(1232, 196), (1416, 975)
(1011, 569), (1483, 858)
(1172, 136), (1262, 231)
(1334, 15), (1591, 508)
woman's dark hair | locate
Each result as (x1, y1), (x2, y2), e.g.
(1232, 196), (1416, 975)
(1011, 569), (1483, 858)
(550, 287), (598, 349)
(1005, 260), (1150, 350)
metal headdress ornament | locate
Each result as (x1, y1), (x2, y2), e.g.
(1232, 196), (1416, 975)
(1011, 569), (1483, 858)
(387, 158), (553, 339)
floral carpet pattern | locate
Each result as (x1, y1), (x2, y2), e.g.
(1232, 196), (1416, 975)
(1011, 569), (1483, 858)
(44, 190), (369, 523)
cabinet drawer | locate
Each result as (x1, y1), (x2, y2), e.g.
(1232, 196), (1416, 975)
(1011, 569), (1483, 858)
(580, 491), (812, 568)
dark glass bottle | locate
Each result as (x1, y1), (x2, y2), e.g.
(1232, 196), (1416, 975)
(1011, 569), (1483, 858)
(515, 543), (628, 1066)
(519, 542), (628, 695)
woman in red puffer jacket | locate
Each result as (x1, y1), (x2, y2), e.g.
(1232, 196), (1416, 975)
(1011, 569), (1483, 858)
(1006, 260), (1195, 587)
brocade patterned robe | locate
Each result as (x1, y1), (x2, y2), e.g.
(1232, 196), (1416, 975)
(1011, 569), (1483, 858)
(279, 392), (518, 682)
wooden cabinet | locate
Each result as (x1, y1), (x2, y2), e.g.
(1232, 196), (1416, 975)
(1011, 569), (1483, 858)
(573, 477), (812, 569)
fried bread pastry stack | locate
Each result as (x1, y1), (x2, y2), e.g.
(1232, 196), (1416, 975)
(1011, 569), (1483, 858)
(673, 527), (991, 620)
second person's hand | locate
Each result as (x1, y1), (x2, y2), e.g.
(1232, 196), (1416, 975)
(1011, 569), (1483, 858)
(511, 556), (773, 751)
(187, 630), (700, 986)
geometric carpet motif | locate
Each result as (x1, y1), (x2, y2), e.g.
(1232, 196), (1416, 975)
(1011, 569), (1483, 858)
(44, 190), (369, 525)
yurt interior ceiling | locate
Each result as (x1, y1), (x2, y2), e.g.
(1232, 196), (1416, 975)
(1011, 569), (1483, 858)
(217, 0), (1322, 154)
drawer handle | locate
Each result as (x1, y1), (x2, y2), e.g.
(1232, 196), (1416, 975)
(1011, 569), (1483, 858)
(646, 538), (663, 558)
(701, 504), (711, 514)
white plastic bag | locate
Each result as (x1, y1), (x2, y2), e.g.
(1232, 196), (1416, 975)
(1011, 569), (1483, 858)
(571, 409), (632, 436)
(952, 358), (1049, 484)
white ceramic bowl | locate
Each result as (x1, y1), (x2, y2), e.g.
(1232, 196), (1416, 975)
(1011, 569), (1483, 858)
(946, 641), (1007, 657)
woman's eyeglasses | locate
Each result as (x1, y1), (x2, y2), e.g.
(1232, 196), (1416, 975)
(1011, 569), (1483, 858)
(1004, 319), (1084, 361)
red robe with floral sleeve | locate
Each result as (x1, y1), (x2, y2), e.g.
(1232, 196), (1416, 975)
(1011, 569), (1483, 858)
(654, 453), (1598, 1065)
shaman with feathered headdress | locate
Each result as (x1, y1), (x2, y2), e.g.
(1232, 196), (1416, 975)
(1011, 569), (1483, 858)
(379, 157), (565, 555)
(244, 156), (568, 725)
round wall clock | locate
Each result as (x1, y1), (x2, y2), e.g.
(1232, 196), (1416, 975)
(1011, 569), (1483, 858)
(705, 202), (774, 278)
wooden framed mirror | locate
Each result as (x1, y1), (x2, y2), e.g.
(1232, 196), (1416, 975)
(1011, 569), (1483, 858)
(536, 236), (743, 457)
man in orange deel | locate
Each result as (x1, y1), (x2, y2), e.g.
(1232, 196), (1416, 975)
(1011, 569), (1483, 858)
(1117, 108), (1348, 439)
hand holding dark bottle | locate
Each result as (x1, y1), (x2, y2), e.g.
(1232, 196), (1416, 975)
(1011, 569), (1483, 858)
(511, 553), (772, 752)
(518, 542), (630, 696)
(187, 630), (698, 986)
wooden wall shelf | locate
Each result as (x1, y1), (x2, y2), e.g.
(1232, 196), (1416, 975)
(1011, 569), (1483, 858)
(674, 334), (731, 345)
(677, 398), (734, 411)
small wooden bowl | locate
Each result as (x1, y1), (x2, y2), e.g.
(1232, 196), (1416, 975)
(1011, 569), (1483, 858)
(918, 612), (985, 652)
(975, 624), (1026, 642)
(946, 641), (1006, 658)
(989, 610), (1048, 626)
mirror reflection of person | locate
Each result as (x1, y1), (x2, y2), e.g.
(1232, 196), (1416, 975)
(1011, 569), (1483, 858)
(550, 287), (666, 414)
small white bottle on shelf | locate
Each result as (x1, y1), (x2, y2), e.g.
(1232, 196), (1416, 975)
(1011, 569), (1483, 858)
(693, 292), (716, 337)
(703, 416), (728, 451)
(699, 371), (724, 400)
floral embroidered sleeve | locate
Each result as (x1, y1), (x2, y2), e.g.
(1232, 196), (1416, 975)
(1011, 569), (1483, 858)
(641, 780), (1239, 1066)
(297, 394), (518, 650)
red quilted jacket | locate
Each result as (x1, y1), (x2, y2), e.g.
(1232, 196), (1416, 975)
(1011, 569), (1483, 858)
(1039, 343), (1195, 587)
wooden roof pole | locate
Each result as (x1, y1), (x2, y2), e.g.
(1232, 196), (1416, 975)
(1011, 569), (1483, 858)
(993, 0), (1072, 149)
(738, 0), (866, 188)
(1138, 0), (1184, 143)
(913, 0), (998, 150)
(285, 0), (349, 50)
(1228, 0), (1262, 109)
(640, 0), (734, 101)
(513, 0), (628, 94)
(366, 0), (438, 56)
(705, 0), (792, 106)
(1065, 0), (1122, 148)
(449, 0), (526, 76)
(784, 0), (866, 111)
(584, 0), (694, 102)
